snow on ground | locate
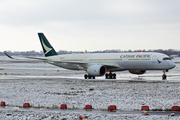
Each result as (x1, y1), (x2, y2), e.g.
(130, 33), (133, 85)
(1, 79), (180, 111)
(0, 56), (180, 119)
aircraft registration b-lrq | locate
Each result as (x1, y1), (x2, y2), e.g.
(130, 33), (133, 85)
(5, 33), (176, 79)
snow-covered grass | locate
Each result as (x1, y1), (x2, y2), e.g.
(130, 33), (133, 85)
(1, 79), (180, 111)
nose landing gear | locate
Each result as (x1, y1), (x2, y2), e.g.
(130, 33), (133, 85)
(162, 71), (167, 80)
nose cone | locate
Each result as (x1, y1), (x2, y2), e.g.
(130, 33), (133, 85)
(169, 61), (176, 69)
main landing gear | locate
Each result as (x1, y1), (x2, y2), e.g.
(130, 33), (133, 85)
(84, 72), (117, 79)
(162, 70), (167, 80)
(84, 74), (95, 79)
(105, 72), (116, 79)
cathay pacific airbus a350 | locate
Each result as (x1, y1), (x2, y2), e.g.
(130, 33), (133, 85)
(5, 33), (176, 79)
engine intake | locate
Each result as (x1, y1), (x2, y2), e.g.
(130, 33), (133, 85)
(87, 65), (106, 76)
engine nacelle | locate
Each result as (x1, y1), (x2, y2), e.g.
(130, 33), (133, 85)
(129, 70), (146, 75)
(87, 65), (106, 76)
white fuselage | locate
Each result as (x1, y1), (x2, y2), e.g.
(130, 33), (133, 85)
(46, 52), (176, 72)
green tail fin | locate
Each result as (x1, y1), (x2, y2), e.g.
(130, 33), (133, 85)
(38, 33), (58, 57)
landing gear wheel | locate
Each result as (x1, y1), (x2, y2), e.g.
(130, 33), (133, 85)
(113, 73), (116, 79)
(162, 74), (167, 80)
(109, 73), (112, 79)
(105, 72), (116, 79)
(162, 71), (167, 80)
(84, 74), (88, 79)
(105, 74), (108, 79)
(84, 74), (96, 79)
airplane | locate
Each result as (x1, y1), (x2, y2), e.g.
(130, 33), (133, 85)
(4, 33), (176, 80)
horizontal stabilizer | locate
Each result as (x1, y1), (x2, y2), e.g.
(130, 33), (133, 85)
(4, 52), (16, 59)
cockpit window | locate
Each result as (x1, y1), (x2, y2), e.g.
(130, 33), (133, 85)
(163, 57), (171, 60)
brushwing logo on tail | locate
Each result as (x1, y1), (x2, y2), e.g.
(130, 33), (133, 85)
(41, 37), (52, 55)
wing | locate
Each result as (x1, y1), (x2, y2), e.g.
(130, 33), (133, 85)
(46, 60), (121, 71)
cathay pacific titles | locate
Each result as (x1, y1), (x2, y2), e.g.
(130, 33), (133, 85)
(120, 54), (151, 58)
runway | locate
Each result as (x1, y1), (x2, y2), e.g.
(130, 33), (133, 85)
(1, 105), (180, 116)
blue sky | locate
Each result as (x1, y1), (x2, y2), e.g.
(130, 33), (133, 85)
(0, 0), (180, 52)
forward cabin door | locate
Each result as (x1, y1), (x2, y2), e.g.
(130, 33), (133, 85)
(152, 55), (156, 63)
(122, 57), (128, 68)
(123, 57), (127, 63)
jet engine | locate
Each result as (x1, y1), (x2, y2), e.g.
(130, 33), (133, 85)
(129, 70), (146, 75)
(87, 65), (106, 76)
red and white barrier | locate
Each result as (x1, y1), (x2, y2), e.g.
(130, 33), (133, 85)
(172, 106), (180, 111)
(0, 101), (6, 106)
(141, 106), (149, 111)
(85, 105), (92, 109)
(108, 105), (116, 111)
(23, 103), (30, 108)
(60, 104), (67, 109)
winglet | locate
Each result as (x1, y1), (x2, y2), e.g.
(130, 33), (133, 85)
(4, 52), (15, 59)
(38, 33), (58, 57)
